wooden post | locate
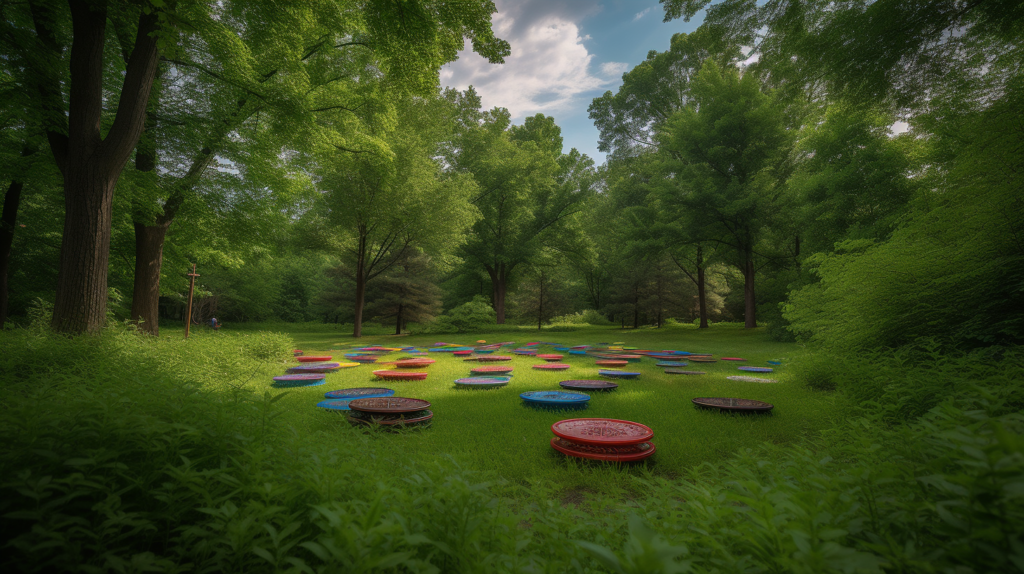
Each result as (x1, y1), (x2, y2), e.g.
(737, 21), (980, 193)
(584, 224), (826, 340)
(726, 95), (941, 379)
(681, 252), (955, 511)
(185, 263), (199, 339)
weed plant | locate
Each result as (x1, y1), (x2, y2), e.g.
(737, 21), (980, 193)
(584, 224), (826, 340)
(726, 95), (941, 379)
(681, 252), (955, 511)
(1, 325), (1021, 572)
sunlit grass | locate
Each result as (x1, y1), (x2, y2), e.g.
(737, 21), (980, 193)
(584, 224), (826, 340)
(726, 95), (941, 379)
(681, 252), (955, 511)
(165, 323), (846, 496)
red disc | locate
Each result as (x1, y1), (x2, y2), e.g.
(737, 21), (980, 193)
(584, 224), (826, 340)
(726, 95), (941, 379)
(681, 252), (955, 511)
(476, 355), (512, 362)
(297, 355), (333, 363)
(533, 363), (570, 370)
(595, 360), (628, 367)
(537, 354), (563, 361)
(393, 359), (435, 368)
(348, 397), (431, 413)
(372, 370), (428, 381)
(551, 418), (654, 446)
(453, 350), (473, 356)
(720, 357), (747, 361)
(550, 437), (656, 462)
(471, 365), (513, 373)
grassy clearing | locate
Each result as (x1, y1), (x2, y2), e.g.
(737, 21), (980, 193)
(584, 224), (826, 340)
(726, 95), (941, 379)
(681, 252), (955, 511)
(165, 322), (845, 496)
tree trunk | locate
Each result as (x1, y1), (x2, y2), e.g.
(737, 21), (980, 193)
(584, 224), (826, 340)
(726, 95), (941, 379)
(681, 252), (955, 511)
(395, 303), (403, 335)
(632, 287), (639, 329)
(743, 252), (757, 329)
(537, 272), (544, 330)
(129, 222), (169, 335)
(0, 179), (24, 328)
(49, 4), (161, 334)
(493, 278), (506, 324)
(697, 265), (708, 329)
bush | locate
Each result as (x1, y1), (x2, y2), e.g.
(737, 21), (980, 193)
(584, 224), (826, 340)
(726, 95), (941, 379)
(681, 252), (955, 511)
(417, 296), (497, 333)
(548, 309), (612, 326)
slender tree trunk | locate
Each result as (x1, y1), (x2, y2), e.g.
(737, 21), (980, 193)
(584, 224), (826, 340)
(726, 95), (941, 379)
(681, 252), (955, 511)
(632, 286), (639, 329)
(49, 4), (161, 334)
(395, 303), (403, 335)
(353, 275), (366, 337)
(537, 273), (544, 330)
(697, 265), (708, 329)
(129, 222), (169, 335)
(743, 251), (757, 328)
(0, 179), (24, 328)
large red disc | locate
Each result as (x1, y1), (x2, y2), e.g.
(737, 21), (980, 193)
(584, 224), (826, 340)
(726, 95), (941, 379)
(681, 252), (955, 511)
(393, 358), (435, 368)
(533, 363), (570, 370)
(595, 360), (628, 367)
(550, 437), (656, 462)
(470, 365), (513, 373)
(537, 354), (563, 361)
(348, 397), (431, 413)
(551, 418), (653, 446)
(297, 355), (333, 363)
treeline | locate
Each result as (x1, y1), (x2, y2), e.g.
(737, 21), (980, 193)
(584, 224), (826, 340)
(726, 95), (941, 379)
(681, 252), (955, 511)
(3, 1), (1023, 351)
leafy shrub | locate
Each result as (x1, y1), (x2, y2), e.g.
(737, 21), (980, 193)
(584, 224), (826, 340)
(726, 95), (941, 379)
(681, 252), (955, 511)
(549, 309), (612, 326)
(418, 296), (497, 334)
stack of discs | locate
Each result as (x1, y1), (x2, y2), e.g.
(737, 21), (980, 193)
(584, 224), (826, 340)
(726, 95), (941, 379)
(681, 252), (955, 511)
(347, 397), (432, 429)
(317, 387), (394, 411)
(549, 418), (656, 462)
(293, 349), (304, 357)
(272, 374), (325, 388)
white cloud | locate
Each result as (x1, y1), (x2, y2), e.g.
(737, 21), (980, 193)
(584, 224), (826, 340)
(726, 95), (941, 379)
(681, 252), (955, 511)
(634, 7), (652, 21)
(442, 12), (620, 118)
(600, 62), (629, 76)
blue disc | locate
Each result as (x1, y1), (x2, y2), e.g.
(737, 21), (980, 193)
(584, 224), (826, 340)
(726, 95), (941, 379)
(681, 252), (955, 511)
(520, 391), (590, 406)
(599, 370), (641, 379)
(272, 377), (326, 388)
(767, 360), (782, 365)
(317, 399), (356, 411)
(656, 361), (688, 367)
(738, 366), (774, 373)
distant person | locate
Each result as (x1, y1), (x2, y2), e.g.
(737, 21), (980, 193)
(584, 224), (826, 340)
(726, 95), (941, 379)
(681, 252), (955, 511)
(210, 317), (220, 331)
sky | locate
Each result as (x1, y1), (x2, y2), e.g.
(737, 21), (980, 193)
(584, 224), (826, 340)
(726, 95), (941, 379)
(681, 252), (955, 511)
(441, 0), (705, 166)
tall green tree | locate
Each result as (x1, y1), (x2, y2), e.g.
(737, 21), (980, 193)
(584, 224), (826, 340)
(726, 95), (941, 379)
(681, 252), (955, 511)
(0, 0), (508, 335)
(655, 60), (793, 328)
(456, 110), (596, 323)
(314, 95), (479, 337)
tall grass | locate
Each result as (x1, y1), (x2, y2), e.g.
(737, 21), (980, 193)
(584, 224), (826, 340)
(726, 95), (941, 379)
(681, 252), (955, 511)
(1, 326), (1021, 572)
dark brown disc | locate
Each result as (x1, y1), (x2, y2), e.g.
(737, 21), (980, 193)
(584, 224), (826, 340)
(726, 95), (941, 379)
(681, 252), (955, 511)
(348, 397), (431, 414)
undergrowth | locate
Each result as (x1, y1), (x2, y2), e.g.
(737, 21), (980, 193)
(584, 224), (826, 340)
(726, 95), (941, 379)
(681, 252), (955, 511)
(0, 327), (1021, 573)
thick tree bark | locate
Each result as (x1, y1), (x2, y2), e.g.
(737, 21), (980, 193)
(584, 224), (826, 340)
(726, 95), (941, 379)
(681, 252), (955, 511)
(129, 222), (169, 335)
(487, 263), (510, 324)
(493, 279), (506, 324)
(1, 179), (25, 328)
(743, 251), (757, 328)
(50, 3), (161, 334)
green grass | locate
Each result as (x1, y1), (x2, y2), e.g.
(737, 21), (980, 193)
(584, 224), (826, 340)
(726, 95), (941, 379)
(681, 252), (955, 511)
(165, 322), (846, 497)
